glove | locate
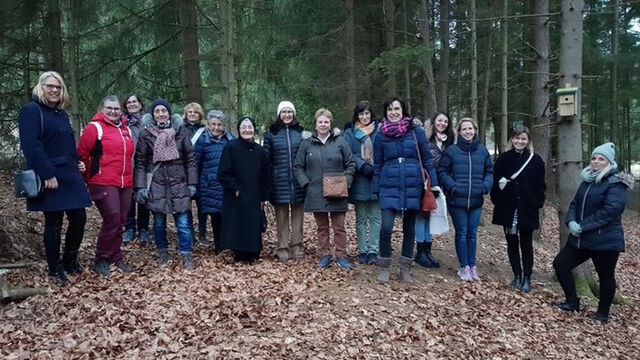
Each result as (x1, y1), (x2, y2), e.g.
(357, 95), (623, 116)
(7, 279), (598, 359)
(431, 186), (441, 198)
(135, 189), (149, 204)
(568, 221), (582, 237)
(361, 163), (374, 178)
(188, 185), (197, 198)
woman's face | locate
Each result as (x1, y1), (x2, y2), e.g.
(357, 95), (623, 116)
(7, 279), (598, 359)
(186, 107), (200, 124)
(459, 121), (476, 141)
(434, 114), (449, 134)
(315, 115), (331, 137)
(590, 154), (609, 172)
(42, 76), (62, 105)
(512, 133), (529, 151)
(153, 105), (170, 124)
(208, 118), (224, 137)
(280, 108), (294, 124)
(358, 109), (372, 125)
(125, 96), (141, 114)
(386, 100), (403, 122)
(101, 100), (122, 122)
(239, 119), (255, 140)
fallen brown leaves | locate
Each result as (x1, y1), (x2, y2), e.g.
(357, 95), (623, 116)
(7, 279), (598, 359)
(1, 171), (639, 359)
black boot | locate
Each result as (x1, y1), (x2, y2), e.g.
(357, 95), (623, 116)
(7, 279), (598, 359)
(553, 300), (580, 312)
(590, 312), (609, 324)
(424, 242), (440, 268)
(521, 276), (531, 293)
(414, 242), (432, 268)
(48, 265), (69, 286)
(63, 251), (82, 275)
(510, 276), (522, 290)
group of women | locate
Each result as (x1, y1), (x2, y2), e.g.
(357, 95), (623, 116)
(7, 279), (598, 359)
(18, 71), (631, 324)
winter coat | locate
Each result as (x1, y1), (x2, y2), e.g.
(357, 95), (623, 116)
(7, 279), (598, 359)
(343, 123), (379, 203)
(77, 112), (135, 188)
(428, 139), (449, 169)
(490, 149), (546, 231)
(218, 138), (270, 253)
(262, 122), (308, 205)
(194, 129), (234, 214)
(294, 130), (356, 212)
(18, 98), (91, 212)
(182, 121), (205, 144)
(134, 114), (198, 214)
(372, 124), (438, 211)
(565, 170), (630, 252)
(438, 137), (493, 210)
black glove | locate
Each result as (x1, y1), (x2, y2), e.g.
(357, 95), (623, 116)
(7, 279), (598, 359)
(361, 163), (374, 178)
(188, 185), (197, 198)
(135, 189), (149, 204)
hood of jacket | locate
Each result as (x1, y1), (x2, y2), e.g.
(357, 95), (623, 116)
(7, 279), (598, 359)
(269, 121), (304, 134)
(141, 112), (184, 131)
(91, 112), (126, 128)
(309, 127), (341, 144)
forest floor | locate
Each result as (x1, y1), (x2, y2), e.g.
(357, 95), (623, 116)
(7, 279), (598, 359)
(1, 171), (640, 359)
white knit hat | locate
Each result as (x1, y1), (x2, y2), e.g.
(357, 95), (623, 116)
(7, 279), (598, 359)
(277, 101), (296, 117)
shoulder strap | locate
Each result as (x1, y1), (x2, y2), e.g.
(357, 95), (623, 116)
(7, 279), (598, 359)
(412, 130), (429, 187)
(89, 121), (103, 140)
(510, 152), (534, 180)
(191, 127), (205, 145)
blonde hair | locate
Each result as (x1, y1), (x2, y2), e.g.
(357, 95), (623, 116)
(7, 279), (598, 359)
(508, 126), (535, 153)
(594, 163), (612, 183)
(314, 108), (333, 123)
(32, 71), (70, 109)
(456, 117), (478, 133)
(183, 102), (205, 124)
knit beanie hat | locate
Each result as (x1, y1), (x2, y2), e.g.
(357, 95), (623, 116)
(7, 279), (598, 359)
(277, 101), (296, 117)
(150, 98), (172, 117)
(207, 109), (226, 122)
(591, 142), (616, 165)
(237, 116), (257, 134)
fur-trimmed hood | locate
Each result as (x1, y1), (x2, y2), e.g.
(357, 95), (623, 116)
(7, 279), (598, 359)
(613, 172), (635, 189)
(141, 113), (184, 131)
(309, 127), (341, 143)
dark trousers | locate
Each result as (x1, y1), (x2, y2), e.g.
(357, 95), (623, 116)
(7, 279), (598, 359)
(187, 198), (208, 236)
(43, 208), (86, 274)
(125, 197), (150, 233)
(505, 229), (534, 278)
(90, 185), (132, 264)
(379, 209), (417, 258)
(208, 213), (222, 252)
(553, 244), (620, 315)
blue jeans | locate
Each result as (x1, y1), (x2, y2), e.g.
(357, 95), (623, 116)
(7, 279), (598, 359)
(354, 201), (381, 254)
(449, 207), (482, 267)
(153, 212), (193, 254)
(414, 213), (432, 243)
(379, 209), (416, 258)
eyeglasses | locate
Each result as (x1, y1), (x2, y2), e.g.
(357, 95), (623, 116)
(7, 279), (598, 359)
(103, 106), (122, 113)
(126, 99), (139, 105)
(43, 84), (62, 92)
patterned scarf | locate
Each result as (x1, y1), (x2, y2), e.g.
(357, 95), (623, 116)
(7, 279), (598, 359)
(354, 122), (374, 163)
(380, 117), (411, 138)
(126, 112), (143, 127)
(148, 125), (180, 163)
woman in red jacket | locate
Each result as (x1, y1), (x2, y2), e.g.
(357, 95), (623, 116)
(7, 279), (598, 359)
(78, 95), (135, 277)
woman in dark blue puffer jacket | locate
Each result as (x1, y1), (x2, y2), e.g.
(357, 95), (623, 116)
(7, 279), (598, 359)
(438, 118), (493, 282)
(262, 101), (308, 261)
(553, 142), (631, 324)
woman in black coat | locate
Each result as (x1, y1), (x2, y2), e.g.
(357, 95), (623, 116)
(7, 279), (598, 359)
(18, 71), (92, 285)
(218, 117), (270, 263)
(490, 125), (545, 292)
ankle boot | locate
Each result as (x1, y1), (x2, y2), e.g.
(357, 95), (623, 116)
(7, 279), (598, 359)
(510, 276), (522, 290)
(424, 242), (440, 268)
(414, 242), (432, 268)
(399, 256), (414, 284)
(48, 265), (69, 286)
(553, 300), (580, 312)
(63, 251), (82, 275)
(377, 257), (392, 283)
(520, 276), (531, 293)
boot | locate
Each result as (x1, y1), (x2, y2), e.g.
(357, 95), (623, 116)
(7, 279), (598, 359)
(157, 249), (170, 267)
(553, 300), (580, 312)
(377, 257), (392, 283)
(590, 312), (609, 324)
(399, 256), (414, 284)
(93, 260), (111, 278)
(198, 229), (211, 248)
(414, 242), (431, 268)
(63, 251), (82, 275)
(48, 265), (69, 286)
(520, 276), (531, 293)
(139, 229), (150, 244)
(181, 253), (195, 270)
(424, 242), (440, 268)
(510, 276), (522, 290)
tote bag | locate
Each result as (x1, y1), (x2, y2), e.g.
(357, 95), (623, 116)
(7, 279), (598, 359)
(429, 192), (449, 236)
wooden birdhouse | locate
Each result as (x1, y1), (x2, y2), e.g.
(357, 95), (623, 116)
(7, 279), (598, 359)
(556, 85), (579, 117)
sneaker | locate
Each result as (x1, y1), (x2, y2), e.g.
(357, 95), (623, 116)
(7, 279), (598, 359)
(589, 312), (609, 324)
(367, 253), (378, 265)
(93, 260), (111, 278)
(553, 301), (580, 312)
(48, 271), (69, 286)
(182, 254), (195, 270)
(123, 229), (135, 243)
(139, 229), (150, 243)
(357, 253), (368, 264)
(158, 250), (170, 267)
(317, 255), (332, 269)
(64, 261), (83, 275)
(470, 266), (481, 281)
(458, 266), (472, 282)
(115, 261), (133, 273)
(336, 257), (353, 271)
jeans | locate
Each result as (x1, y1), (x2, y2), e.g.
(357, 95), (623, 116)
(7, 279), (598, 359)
(125, 197), (150, 234)
(414, 213), (432, 243)
(354, 200), (381, 254)
(505, 229), (533, 278)
(553, 244), (619, 315)
(379, 209), (416, 258)
(89, 185), (132, 264)
(42, 208), (86, 274)
(449, 206), (482, 267)
(153, 211), (193, 254)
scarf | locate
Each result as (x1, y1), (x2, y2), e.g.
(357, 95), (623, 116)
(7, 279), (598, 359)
(355, 121), (375, 137)
(127, 112), (143, 127)
(354, 123), (374, 163)
(148, 125), (180, 163)
(580, 163), (616, 183)
(380, 117), (411, 138)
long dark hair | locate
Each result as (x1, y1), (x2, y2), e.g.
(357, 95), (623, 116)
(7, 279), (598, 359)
(351, 100), (375, 125)
(429, 112), (454, 146)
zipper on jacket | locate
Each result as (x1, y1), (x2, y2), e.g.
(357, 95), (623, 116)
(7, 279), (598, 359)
(286, 127), (295, 199)
(577, 183), (593, 249)
(467, 151), (472, 210)
(118, 126), (128, 188)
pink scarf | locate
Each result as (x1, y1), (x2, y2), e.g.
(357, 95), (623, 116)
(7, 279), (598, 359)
(148, 126), (180, 163)
(381, 117), (411, 138)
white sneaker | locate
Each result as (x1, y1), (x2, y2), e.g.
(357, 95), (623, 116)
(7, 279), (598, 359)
(458, 266), (473, 282)
(470, 266), (481, 281)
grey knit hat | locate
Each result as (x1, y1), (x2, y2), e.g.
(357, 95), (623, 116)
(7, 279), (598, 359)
(207, 109), (226, 122)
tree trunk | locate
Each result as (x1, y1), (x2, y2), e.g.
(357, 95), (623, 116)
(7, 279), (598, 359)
(179, 0), (203, 104)
(418, 0), (437, 119)
(611, 0), (620, 155)
(500, 0), (508, 153)
(383, 0), (397, 95)
(402, 0), (412, 114)
(64, 0), (82, 134)
(45, 0), (64, 73)
(470, 0), (478, 121)
(437, 0), (450, 112)
(220, 0), (238, 134)
(345, 0), (356, 111)
(480, 23), (492, 145)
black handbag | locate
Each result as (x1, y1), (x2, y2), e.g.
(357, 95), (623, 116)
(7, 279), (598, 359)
(14, 103), (44, 199)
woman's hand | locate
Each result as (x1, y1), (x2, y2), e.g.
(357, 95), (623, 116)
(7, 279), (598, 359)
(78, 161), (86, 173)
(235, 190), (240, 197)
(44, 177), (59, 190)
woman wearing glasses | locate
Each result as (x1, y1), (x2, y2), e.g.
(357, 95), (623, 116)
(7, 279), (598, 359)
(77, 95), (135, 278)
(18, 71), (92, 286)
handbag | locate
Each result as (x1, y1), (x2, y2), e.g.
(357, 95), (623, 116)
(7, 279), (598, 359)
(498, 152), (534, 190)
(429, 192), (449, 236)
(317, 146), (348, 199)
(14, 104), (44, 199)
(412, 131), (437, 212)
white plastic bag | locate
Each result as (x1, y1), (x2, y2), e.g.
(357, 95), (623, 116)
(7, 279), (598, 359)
(429, 192), (449, 236)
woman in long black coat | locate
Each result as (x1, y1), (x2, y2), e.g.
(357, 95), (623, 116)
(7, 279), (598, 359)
(490, 125), (545, 292)
(218, 117), (270, 262)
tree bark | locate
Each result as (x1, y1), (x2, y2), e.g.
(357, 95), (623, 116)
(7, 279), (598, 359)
(500, 0), (508, 153)
(64, 0), (82, 134)
(45, 0), (64, 73)
(418, 0), (437, 119)
(437, 0), (450, 112)
(220, 0), (238, 134)
(611, 0), (620, 158)
(402, 0), (412, 114)
(480, 23), (492, 145)
(345, 0), (356, 111)
(470, 0), (478, 122)
(179, 0), (203, 104)
(383, 0), (397, 95)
